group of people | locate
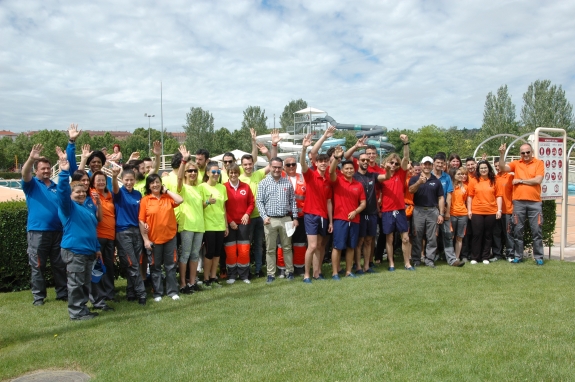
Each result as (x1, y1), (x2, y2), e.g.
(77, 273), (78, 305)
(21, 124), (545, 321)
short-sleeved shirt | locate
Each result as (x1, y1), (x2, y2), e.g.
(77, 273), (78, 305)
(331, 176), (366, 223)
(198, 182), (228, 231)
(381, 168), (407, 212)
(508, 158), (544, 202)
(221, 167), (245, 183)
(435, 171), (454, 199)
(138, 194), (178, 244)
(162, 171), (181, 220)
(450, 185), (468, 217)
(134, 177), (147, 195)
(22, 177), (62, 232)
(352, 158), (386, 174)
(303, 168), (332, 218)
(409, 173), (444, 207)
(239, 168), (266, 218)
(496, 172), (514, 214)
(468, 177), (503, 215)
(353, 171), (379, 215)
(177, 184), (205, 233)
(91, 188), (115, 240)
(113, 186), (142, 232)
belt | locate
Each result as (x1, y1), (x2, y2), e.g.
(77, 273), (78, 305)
(414, 206), (437, 210)
(269, 215), (290, 218)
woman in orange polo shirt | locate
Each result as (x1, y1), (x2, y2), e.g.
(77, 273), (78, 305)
(89, 171), (115, 311)
(466, 161), (502, 265)
(139, 174), (183, 301)
(449, 167), (468, 262)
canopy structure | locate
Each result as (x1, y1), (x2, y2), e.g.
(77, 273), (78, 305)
(294, 107), (326, 114)
(211, 149), (250, 162)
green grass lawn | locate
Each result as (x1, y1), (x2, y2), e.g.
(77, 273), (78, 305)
(1, 260), (575, 381)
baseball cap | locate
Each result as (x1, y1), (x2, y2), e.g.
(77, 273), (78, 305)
(421, 156), (433, 164)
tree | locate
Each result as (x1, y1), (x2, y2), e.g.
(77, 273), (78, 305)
(521, 79), (574, 132)
(279, 99), (308, 132)
(478, 85), (520, 154)
(237, 106), (269, 152)
(213, 127), (235, 155)
(30, 130), (68, 165)
(409, 125), (448, 160)
(183, 107), (216, 156)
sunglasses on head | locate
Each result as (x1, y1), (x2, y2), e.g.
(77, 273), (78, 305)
(285, 163), (297, 167)
(211, 170), (221, 175)
(521, 151), (531, 155)
(186, 169), (198, 173)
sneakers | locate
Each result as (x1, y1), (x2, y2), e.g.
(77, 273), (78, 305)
(226, 279), (236, 284)
(154, 297), (162, 302)
(303, 278), (312, 284)
(138, 297), (147, 306)
(388, 267), (395, 272)
(278, 270), (286, 279)
(356, 269), (365, 275)
(266, 275), (275, 284)
(483, 260), (490, 265)
(243, 279), (251, 284)
(332, 275), (341, 281)
(512, 258), (523, 263)
(33, 299), (44, 306)
(366, 268), (376, 273)
(451, 260), (465, 267)
(313, 274), (325, 280)
(404, 266), (415, 271)
(171, 295), (180, 301)
(200, 281), (212, 290)
(346, 273), (357, 278)
(286, 273), (294, 280)
(470, 260), (478, 265)
(427, 263), (436, 269)
(536, 259), (544, 266)
(71, 312), (98, 321)
(507, 257), (514, 263)
(180, 285), (193, 294)
(489, 257), (499, 262)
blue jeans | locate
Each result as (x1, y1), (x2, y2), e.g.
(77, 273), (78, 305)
(249, 216), (264, 272)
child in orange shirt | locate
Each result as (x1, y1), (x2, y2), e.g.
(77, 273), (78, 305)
(449, 167), (468, 262)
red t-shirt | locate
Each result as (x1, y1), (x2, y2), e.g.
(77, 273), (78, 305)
(331, 175), (366, 223)
(381, 168), (407, 212)
(303, 168), (331, 218)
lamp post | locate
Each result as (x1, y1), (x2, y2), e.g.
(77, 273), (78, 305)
(144, 113), (155, 155)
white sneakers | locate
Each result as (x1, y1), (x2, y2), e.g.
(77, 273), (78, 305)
(171, 295), (180, 301)
(483, 260), (490, 265)
(243, 279), (251, 284)
(470, 260), (478, 265)
(226, 279), (236, 284)
(154, 297), (162, 302)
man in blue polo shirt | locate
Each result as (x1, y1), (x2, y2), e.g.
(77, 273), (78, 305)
(21, 144), (68, 306)
(432, 153), (464, 267)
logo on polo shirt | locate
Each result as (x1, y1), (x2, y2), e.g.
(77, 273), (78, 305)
(240, 190), (246, 195)
(429, 182), (436, 186)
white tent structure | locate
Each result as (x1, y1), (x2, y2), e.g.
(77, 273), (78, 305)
(294, 107), (326, 114)
(211, 149), (268, 168)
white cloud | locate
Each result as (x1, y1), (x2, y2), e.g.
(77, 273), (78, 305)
(0, 0), (574, 136)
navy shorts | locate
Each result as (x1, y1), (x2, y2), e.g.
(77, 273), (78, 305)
(381, 210), (409, 235)
(358, 214), (378, 238)
(332, 220), (360, 250)
(304, 214), (328, 236)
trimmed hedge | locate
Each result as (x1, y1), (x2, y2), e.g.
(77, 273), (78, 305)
(0, 172), (21, 179)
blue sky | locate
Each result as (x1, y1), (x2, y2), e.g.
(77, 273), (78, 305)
(1, 0), (574, 134)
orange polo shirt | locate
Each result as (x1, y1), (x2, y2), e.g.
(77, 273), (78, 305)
(496, 172), (514, 214)
(90, 188), (115, 240)
(139, 193), (178, 244)
(468, 177), (503, 215)
(450, 185), (468, 217)
(508, 158), (544, 202)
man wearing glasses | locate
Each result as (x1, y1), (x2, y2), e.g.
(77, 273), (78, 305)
(283, 157), (307, 275)
(256, 158), (299, 283)
(498, 143), (545, 265)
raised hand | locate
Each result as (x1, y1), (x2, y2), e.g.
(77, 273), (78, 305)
(250, 128), (257, 141)
(56, 146), (69, 171)
(334, 145), (344, 158)
(256, 142), (269, 155)
(128, 152), (140, 161)
(400, 134), (409, 144)
(355, 135), (367, 148)
(29, 144), (43, 160)
(271, 129), (283, 145)
(178, 145), (190, 161)
(68, 123), (80, 140)
(81, 144), (93, 159)
(385, 161), (392, 172)
(111, 164), (121, 178)
(481, 152), (487, 161)
(152, 141), (162, 156)
(324, 125), (336, 138)
(302, 133), (313, 148)
(499, 143), (506, 154)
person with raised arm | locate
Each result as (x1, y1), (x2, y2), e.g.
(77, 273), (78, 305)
(55, 146), (102, 320)
(299, 132), (334, 283)
(329, 146), (366, 279)
(176, 145), (206, 294)
(21, 144), (67, 306)
(138, 171), (184, 302)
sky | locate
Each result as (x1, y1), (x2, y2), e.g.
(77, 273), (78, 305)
(1, 0), (574, 135)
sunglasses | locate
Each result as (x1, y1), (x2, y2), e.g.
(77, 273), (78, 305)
(285, 163), (297, 167)
(211, 170), (221, 175)
(389, 161), (400, 166)
(359, 158), (369, 162)
(521, 151), (531, 155)
(186, 169), (198, 173)
(223, 160), (234, 164)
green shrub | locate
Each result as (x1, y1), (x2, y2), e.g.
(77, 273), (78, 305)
(0, 172), (21, 179)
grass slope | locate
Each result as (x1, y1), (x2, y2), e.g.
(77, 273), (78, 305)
(1, 260), (574, 381)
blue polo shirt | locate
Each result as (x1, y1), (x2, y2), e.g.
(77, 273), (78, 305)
(57, 170), (100, 255)
(409, 173), (444, 207)
(113, 186), (142, 232)
(435, 171), (453, 198)
(66, 142), (113, 190)
(22, 177), (62, 232)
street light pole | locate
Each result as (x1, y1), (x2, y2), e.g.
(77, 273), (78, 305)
(144, 113), (155, 155)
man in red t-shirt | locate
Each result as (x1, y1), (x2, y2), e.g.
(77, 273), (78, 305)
(329, 146), (366, 279)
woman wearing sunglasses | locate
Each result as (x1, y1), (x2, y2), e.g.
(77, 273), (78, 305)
(175, 145), (206, 294)
(199, 162), (228, 288)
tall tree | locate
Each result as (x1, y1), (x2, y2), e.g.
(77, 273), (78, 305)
(237, 106), (268, 152)
(479, 85), (520, 154)
(183, 107), (216, 156)
(409, 124), (448, 160)
(521, 79), (574, 132)
(279, 99), (308, 132)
